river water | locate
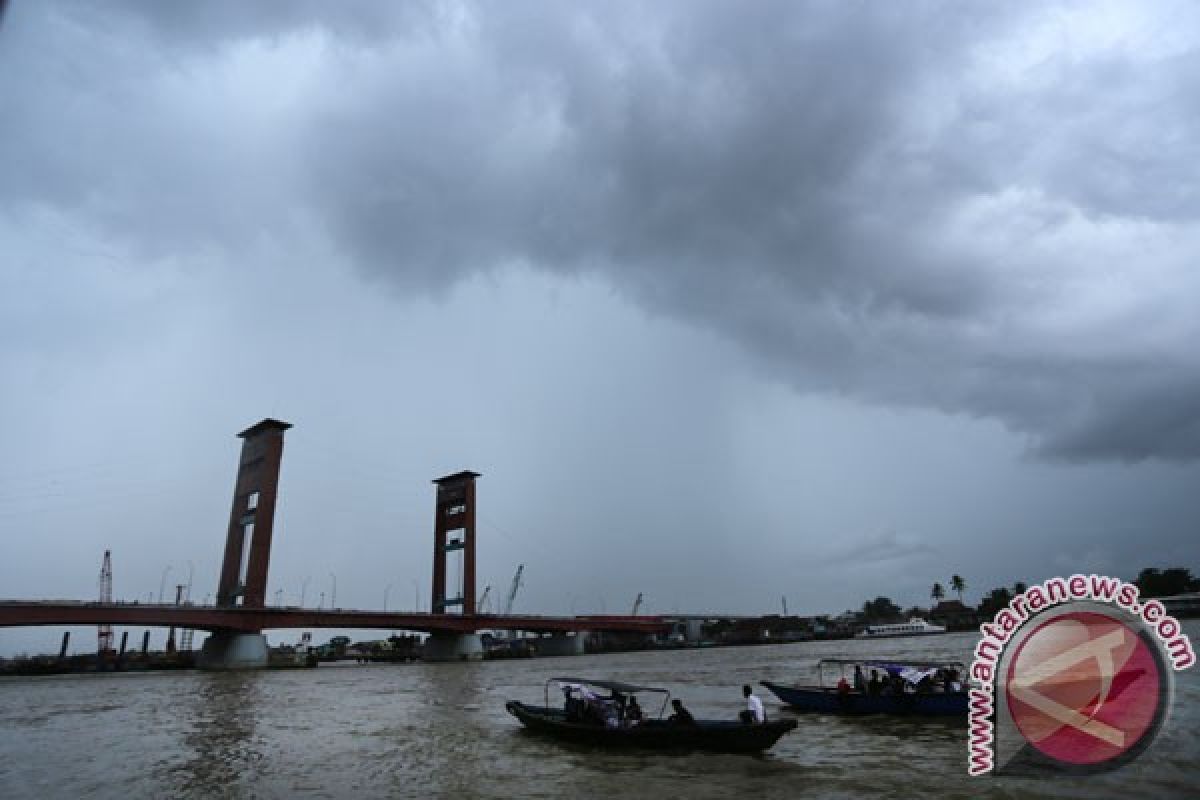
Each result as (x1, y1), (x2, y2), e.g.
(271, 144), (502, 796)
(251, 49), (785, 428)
(2, 626), (1197, 799)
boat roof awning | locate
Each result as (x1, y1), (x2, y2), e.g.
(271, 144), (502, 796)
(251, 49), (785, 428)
(551, 677), (669, 694)
(817, 659), (964, 669)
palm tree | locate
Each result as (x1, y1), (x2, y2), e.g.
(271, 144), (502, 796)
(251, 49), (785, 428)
(931, 582), (945, 605)
(950, 575), (966, 603)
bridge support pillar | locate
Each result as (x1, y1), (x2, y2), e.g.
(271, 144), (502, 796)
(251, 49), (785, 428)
(197, 632), (269, 670)
(535, 632), (587, 657)
(421, 633), (484, 662)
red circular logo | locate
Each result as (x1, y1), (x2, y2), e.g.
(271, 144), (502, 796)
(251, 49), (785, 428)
(1005, 611), (1165, 767)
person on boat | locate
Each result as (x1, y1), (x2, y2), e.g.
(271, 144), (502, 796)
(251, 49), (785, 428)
(563, 685), (589, 721)
(740, 684), (765, 724)
(836, 676), (851, 696)
(580, 688), (607, 726)
(668, 698), (696, 726)
(867, 669), (882, 696)
(853, 665), (866, 693)
(611, 692), (626, 721)
(624, 696), (644, 727)
(601, 695), (621, 728)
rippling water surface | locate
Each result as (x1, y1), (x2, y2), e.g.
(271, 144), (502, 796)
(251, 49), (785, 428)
(2, 626), (1197, 798)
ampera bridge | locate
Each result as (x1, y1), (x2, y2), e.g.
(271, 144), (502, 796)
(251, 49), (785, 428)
(0, 419), (668, 667)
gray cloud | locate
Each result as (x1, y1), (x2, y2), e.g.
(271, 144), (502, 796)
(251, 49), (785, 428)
(816, 528), (935, 568)
(3, 0), (1199, 464)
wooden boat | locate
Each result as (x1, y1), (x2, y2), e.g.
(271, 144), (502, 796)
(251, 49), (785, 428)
(762, 659), (968, 717)
(506, 677), (798, 753)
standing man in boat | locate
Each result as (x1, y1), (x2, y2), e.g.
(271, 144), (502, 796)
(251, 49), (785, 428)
(741, 684), (766, 724)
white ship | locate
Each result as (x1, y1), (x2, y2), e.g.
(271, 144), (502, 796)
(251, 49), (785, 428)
(855, 618), (947, 639)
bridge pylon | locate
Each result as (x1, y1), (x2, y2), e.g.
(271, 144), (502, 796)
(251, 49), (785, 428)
(430, 471), (479, 615)
(427, 470), (483, 661)
(201, 418), (290, 670)
(215, 419), (291, 608)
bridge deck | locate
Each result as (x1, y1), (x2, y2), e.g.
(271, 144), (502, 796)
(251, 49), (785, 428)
(0, 601), (669, 635)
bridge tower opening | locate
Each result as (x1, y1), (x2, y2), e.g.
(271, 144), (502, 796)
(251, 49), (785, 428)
(431, 471), (479, 615)
(215, 418), (291, 608)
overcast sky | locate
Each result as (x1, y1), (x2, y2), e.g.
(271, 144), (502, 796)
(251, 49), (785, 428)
(2, 1), (1199, 655)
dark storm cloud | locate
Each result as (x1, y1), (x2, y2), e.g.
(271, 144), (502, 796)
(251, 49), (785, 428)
(5, 1), (1199, 461)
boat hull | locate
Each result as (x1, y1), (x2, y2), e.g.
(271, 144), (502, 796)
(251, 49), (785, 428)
(505, 702), (797, 752)
(761, 681), (966, 717)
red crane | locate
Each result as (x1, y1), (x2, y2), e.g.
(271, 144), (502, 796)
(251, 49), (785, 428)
(97, 550), (113, 654)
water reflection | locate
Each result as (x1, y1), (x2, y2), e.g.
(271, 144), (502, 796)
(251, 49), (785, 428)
(175, 674), (263, 797)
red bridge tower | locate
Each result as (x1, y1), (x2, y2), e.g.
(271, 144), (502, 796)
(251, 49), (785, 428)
(215, 419), (291, 608)
(431, 471), (479, 615)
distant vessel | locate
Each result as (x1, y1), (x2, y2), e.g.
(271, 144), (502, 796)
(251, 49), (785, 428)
(855, 618), (946, 639)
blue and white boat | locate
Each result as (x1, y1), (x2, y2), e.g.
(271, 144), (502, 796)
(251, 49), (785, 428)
(762, 659), (968, 717)
(855, 618), (946, 639)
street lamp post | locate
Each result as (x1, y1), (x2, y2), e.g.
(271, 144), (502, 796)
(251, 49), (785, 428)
(300, 576), (311, 608)
(319, 591), (325, 610)
(383, 583), (394, 612)
(412, 579), (419, 612)
(329, 571), (337, 610)
(158, 565), (172, 604)
(185, 560), (195, 604)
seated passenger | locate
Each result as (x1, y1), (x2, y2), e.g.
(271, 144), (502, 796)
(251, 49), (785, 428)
(836, 676), (852, 696)
(867, 670), (882, 696)
(562, 686), (580, 720)
(853, 665), (866, 693)
(668, 698), (696, 726)
(601, 696), (620, 728)
(625, 696), (644, 727)
(582, 691), (608, 726)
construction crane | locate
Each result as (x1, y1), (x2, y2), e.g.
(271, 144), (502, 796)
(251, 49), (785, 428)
(503, 564), (524, 616)
(477, 584), (492, 614)
(97, 550), (113, 655)
(631, 592), (644, 616)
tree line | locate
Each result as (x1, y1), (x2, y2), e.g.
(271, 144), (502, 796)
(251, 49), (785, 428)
(855, 567), (1196, 623)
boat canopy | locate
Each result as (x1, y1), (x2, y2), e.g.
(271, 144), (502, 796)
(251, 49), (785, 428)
(551, 677), (670, 694)
(815, 659), (966, 687)
(861, 661), (964, 673)
(816, 658), (964, 670)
